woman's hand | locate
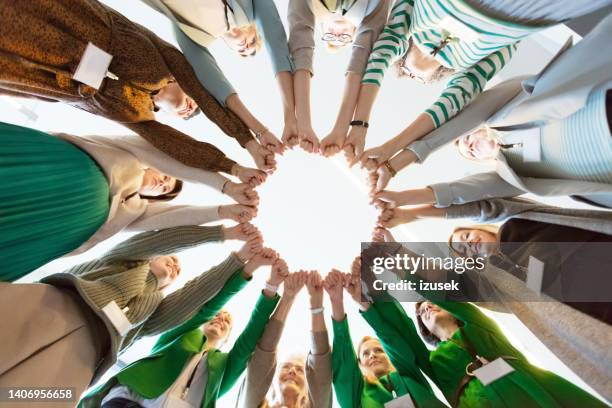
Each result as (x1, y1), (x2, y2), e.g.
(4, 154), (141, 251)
(244, 247), (279, 277)
(231, 164), (267, 187)
(245, 140), (276, 172)
(368, 165), (393, 195)
(306, 270), (324, 308)
(258, 129), (285, 155)
(223, 222), (260, 241)
(218, 204), (257, 223)
(235, 235), (264, 264)
(323, 269), (344, 304)
(370, 190), (405, 209)
(372, 227), (396, 243)
(346, 258), (370, 310)
(359, 143), (395, 172)
(223, 182), (259, 206)
(298, 126), (320, 154)
(268, 258), (289, 287)
(377, 208), (416, 228)
(319, 128), (347, 157)
(283, 270), (308, 299)
(343, 126), (367, 167)
(282, 118), (300, 149)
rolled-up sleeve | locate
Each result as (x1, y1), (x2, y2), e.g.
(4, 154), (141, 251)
(347, 0), (392, 74)
(288, 0), (316, 74)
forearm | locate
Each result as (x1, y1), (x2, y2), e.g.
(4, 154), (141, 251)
(277, 71), (296, 122)
(353, 83), (379, 122)
(388, 149), (418, 173)
(332, 73), (362, 132)
(270, 294), (296, 322)
(394, 187), (436, 206)
(294, 70), (313, 129)
(226, 94), (266, 133)
(386, 113), (436, 152)
(330, 299), (345, 322)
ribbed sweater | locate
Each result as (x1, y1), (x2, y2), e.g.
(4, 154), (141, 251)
(362, 0), (535, 127)
(42, 225), (244, 383)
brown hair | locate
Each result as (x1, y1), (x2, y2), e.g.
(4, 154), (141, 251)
(357, 336), (397, 384)
(140, 179), (183, 202)
(448, 225), (500, 257)
(394, 37), (455, 83)
(414, 302), (442, 346)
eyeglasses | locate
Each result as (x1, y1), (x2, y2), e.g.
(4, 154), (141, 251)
(321, 32), (353, 43)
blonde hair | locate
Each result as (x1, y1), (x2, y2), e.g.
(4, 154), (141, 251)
(267, 354), (310, 408)
(238, 23), (263, 56)
(454, 127), (501, 162)
(448, 224), (501, 257)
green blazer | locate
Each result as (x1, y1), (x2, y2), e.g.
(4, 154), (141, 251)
(81, 271), (280, 408)
(370, 299), (607, 408)
(331, 316), (445, 408)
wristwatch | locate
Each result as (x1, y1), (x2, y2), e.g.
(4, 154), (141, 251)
(350, 120), (369, 128)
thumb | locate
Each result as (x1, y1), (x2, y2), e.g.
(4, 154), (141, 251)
(374, 191), (396, 207)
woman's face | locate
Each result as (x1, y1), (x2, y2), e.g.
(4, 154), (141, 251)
(401, 45), (443, 83)
(277, 358), (306, 397)
(358, 339), (392, 378)
(150, 255), (181, 287)
(451, 228), (498, 257)
(457, 128), (499, 160)
(321, 16), (356, 48)
(153, 82), (198, 119)
(203, 310), (232, 343)
(417, 302), (454, 334)
(222, 25), (258, 56)
(139, 168), (177, 197)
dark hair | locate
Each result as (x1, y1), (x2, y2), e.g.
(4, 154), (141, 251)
(394, 37), (455, 84)
(414, 302), (442, 346)
(140, 179), (183, 202)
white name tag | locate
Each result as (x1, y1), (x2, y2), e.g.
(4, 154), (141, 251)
(101, 301), (132, 336)
(526, 256), (545, 294)
(385, 393), (416, 408)
(73, 42), (113, 90)
(438, 15), (480, 43)
(473, 358), (515, 386)
(521, 130), (542, 162)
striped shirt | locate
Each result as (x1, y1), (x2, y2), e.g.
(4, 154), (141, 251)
(363, 0), (542, 127)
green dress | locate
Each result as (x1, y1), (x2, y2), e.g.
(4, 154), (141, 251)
(331, 316), (446, 408)
(369, 299), (608, 408)
(0, 122), (109, 281)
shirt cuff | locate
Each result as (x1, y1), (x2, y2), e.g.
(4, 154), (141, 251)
(291, 49), (315, 76)
(347, 47), (369, 74)
(405, 141), (429, 163)
(429, 182), (454, 208)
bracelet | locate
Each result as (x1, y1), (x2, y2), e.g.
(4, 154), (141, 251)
(254, 126), (269, 139)
(264, 282), (279, 293)
(221, 180), (230, 194)
(310, 307), (324, 315)
(350, 120), (369, 128)
(383, 160), (397, 177)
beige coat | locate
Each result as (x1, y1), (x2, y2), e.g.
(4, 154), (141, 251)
(56, 134), (228, 255)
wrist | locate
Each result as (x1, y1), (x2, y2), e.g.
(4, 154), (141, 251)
(245, 139), (259, 152)
(390, 150), (416, 172)
(310, 300), (323, 309)
(230, 164), (241, 177)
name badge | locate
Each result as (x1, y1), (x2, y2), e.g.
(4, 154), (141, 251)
(73, 42), (114, 90)
(473, 358), (515, 386)
(385, 393), (416, 408)
(101, 301), (132, 336)
(438, 15), (480, 43)
(526, 256), (545, 294)
(520, 130), (542, 162)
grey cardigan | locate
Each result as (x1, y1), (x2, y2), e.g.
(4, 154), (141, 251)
(42, 225), (244, 384)
(235, 318), (333, 407)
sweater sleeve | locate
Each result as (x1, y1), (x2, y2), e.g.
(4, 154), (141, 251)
(238, 318), (286, 408)
(100, 225), (224, 263)
(425, 45), (516, 128)
(220, 292), (281, 396)
(109, 135), (229, 191)
(122, 121), (236, 173)
(444, 197), (543, 222)
(145, 29), (256, 147)
(254, 0), (295, 75)
(288, 0), (316, 74)
(331, 316), (365, 408)
(428, 171), (525, 207)
(347, 0), (393, 74)
(140, 253), (245, 336)
(361, 0), (413, 85)
(306, 330), (333, 408)
(126, 204), (221, 232)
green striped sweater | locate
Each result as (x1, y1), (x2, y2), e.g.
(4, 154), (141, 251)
(362, 0), (542, 127)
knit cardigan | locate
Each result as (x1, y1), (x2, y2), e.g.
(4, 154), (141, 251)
(41, 225), (243, 383)
(0, 0), (255, 173)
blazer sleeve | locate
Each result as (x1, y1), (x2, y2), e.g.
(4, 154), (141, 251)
(443, 197), (544, 222)
(109, 135), (229, 191)
(141, 253), (246, 337)
(331, 316), (365, 408)
(127, 204), (221, 231)
(145, 30), (256, 148)
(99, 225), (224, 264)
(428, 171), (525, 208)
(362, 300), (434, 381)
(288, 0), (316, 74)
(220, 292), (281, 396)
(347, 0), (392, 74)
(306, 329), (333, 408)
(254, 0), (294, 75)
(152, 269), (250, 351)
(237, 318), (286, 408)
(123, 121), (236, 173)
